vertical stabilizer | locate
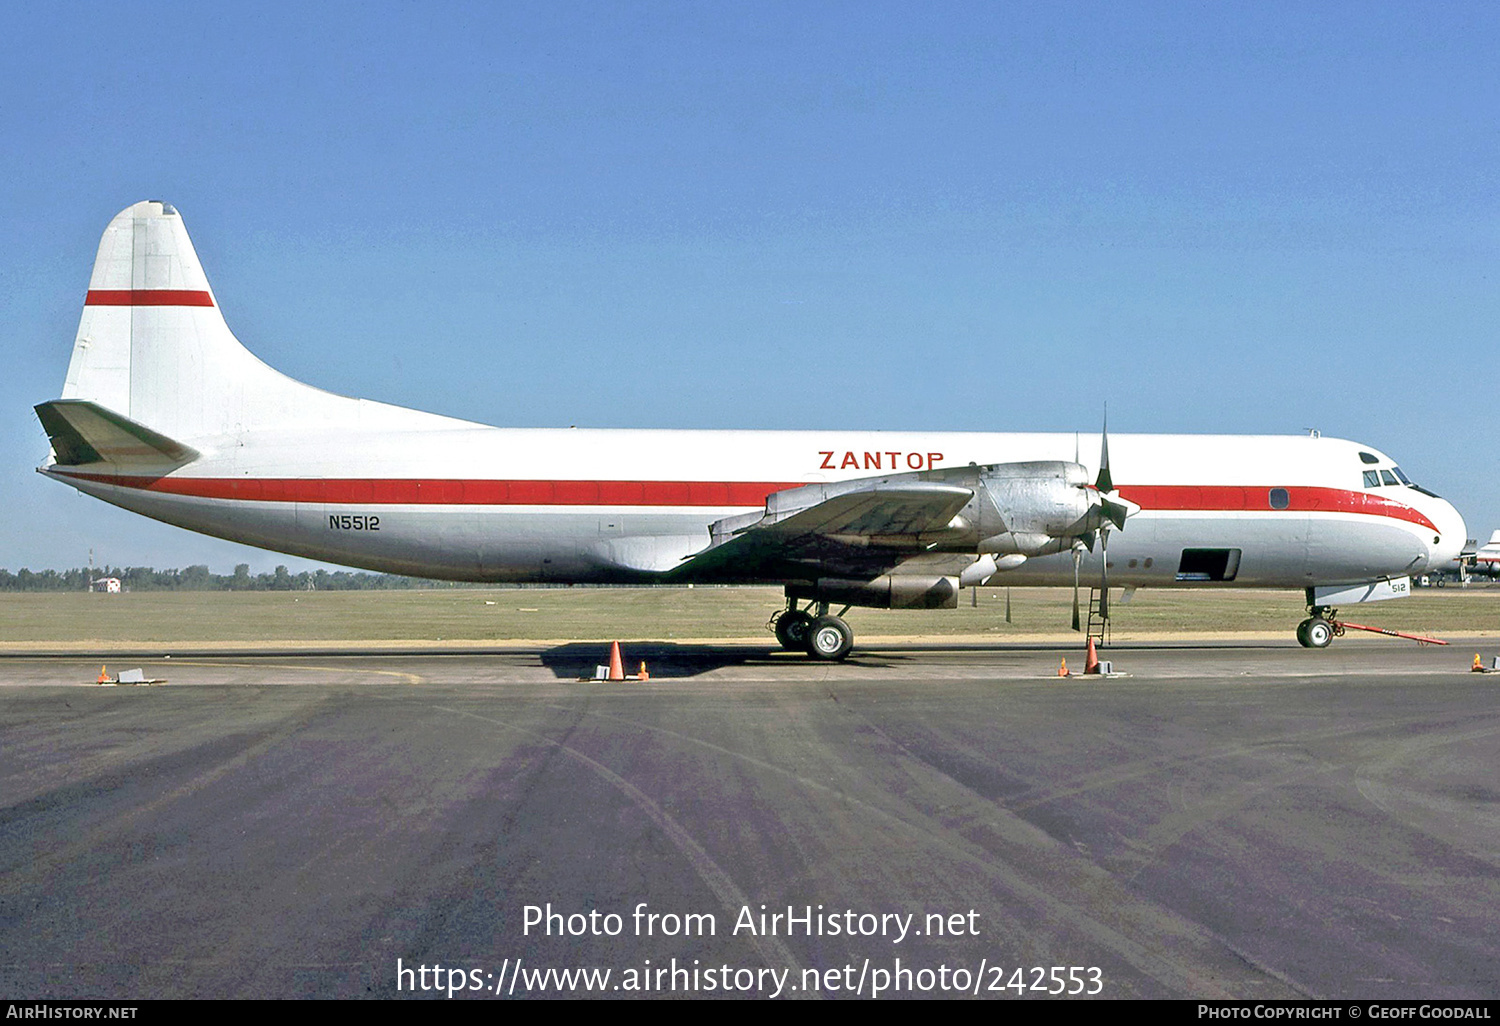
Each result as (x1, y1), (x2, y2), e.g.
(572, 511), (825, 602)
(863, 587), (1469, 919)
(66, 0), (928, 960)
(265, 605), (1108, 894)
(59, 201), (342, 441)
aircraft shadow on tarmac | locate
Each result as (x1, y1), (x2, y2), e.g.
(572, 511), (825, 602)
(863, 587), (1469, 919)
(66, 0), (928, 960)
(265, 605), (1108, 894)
(535, 638), (1294, 679)
(538, 641), (913, 678)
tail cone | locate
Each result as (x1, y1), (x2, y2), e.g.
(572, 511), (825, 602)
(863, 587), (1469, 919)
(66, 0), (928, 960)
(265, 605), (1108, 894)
(1058, 657), (1069, 677)
(608, 642), (625, 681)
(1085, 638), (1101, 675)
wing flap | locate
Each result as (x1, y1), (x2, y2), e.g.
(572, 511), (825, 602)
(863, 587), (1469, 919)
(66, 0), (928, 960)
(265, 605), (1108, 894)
(769, 485), (973, 538)
(672, 482), (974, 582)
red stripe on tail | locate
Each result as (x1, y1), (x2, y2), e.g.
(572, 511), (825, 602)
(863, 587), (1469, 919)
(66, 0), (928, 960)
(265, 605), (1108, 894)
(85, 290), (215, 307)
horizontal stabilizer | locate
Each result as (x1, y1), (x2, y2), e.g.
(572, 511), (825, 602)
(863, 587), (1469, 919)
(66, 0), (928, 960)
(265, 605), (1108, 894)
(35, 399), (199, 469)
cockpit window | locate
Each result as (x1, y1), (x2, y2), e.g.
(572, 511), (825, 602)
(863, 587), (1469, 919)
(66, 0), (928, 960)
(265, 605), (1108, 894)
(1358, 452), (1380, 465)
(1380, 470), (1399, 486)
(1363, 470), (1380, 488)
(1393, 467), (1411, 485)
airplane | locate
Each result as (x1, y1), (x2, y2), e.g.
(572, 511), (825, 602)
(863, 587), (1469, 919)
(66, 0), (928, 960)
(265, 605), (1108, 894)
(33, 201), (1468, 659)
(1470, 530), (1500, 579)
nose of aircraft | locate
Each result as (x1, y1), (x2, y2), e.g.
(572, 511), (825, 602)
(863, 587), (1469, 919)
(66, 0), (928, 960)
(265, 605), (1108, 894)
(1424, 497), (1469, 574)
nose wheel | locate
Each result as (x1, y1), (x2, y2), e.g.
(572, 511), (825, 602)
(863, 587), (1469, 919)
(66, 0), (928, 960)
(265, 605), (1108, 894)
(1296, 605), (1338, 648)
(1296, 617), (1335, 648)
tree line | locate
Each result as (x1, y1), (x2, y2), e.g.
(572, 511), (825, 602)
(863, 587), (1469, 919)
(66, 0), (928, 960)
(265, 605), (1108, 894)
(0, 565), (475, 592)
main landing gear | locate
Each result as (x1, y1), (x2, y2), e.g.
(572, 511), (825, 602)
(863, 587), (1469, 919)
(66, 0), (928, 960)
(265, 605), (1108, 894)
(1296, 606), (1338, 648)
(771, 600), (854, 661)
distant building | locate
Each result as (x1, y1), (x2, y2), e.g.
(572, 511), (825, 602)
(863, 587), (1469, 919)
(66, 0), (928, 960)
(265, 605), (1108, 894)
(92, 577), (121, 594)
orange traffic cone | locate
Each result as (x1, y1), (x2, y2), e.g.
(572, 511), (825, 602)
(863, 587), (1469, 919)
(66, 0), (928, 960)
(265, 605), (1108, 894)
(1085, 637), (1101, 675)
(97, 665), (110, 683)
(1058, 657), (1069, 677)
(638, 661), (650, 681)
(608, 641), (625, 681)
(1474, 653), (1485, 673)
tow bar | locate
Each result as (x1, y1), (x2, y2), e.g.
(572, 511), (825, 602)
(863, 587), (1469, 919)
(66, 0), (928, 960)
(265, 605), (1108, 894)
(1329, 620), (1448, 646)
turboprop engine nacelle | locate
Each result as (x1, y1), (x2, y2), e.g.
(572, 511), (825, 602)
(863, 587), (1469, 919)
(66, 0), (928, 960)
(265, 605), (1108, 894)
(789, 575), (959, 610)
(975, 461), (1093, 555)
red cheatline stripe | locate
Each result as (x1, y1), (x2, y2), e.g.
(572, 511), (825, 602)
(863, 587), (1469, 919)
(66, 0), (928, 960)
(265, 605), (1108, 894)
(50, 472), (1443, 531)
(52, 472), (803, 508)
(84, 289), (215, 307)
(1115, 485), (1438, 532)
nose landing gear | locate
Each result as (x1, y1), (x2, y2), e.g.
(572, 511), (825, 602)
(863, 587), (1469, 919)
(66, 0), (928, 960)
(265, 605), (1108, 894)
(1295, 601), (1448, 647)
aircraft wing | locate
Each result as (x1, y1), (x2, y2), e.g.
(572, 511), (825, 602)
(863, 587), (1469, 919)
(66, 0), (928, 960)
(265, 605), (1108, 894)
(670, 482), (975, 583)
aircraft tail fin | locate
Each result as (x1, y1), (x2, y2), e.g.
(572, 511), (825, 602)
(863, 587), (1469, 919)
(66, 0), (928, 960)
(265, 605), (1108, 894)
(58, 201), (334, 442)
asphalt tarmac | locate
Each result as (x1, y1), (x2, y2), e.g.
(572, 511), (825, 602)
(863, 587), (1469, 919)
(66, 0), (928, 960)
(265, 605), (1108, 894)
(1, 638), (1497, 1000)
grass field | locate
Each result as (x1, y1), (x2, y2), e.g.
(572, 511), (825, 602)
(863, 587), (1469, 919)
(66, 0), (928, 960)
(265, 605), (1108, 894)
(1, 584), (1496, 648)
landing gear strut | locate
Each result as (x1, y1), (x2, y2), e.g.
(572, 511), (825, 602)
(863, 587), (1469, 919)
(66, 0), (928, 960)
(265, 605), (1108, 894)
(771, 598), (854, 661)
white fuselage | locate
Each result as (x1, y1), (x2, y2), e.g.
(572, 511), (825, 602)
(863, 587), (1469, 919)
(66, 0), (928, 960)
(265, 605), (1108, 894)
(48, 425), (1467, 590)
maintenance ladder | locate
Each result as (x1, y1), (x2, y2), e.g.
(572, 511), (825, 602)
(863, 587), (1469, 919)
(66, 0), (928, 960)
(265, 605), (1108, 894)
(1086, 588), (1110, 648)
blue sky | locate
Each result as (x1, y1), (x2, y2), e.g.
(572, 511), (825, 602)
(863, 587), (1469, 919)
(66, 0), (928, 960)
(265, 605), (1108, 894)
(3, 1), (1497, 572)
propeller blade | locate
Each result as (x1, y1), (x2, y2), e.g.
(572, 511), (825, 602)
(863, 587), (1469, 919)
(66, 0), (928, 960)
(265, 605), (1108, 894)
(1098, 528), (1110, 621)
(1071, 547), (1082, 631)
(1095, 412), (1113, 493)
(1101, 497), (1129, 531)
